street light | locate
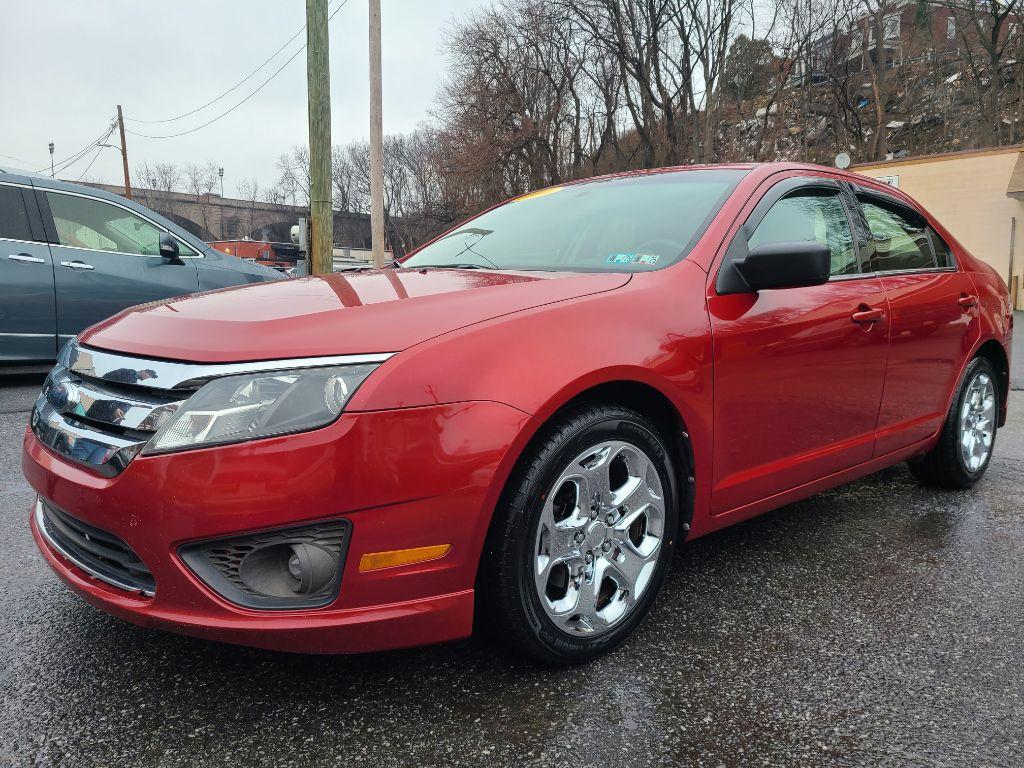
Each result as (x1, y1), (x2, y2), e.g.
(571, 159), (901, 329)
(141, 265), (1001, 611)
(218, 166), (224, 197)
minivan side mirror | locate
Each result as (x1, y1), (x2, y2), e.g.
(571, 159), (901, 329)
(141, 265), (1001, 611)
(159, 234), (182, 263)
(733, 241), (831, 292)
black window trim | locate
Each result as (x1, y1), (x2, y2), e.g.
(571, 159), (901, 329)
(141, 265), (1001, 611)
(851, 183), (959, 276)
(716, 175), (870, 295)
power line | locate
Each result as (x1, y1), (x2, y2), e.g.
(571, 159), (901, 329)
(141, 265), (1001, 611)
(75, 146), (105, 181)
(125, 15), (315, 125)
(50, 123), (117, 177)
(125, 0), (348, 129)
(126, 47), (306, 139)
(38, 119), (117, 175)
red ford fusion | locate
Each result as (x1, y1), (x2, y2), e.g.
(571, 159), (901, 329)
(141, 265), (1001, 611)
(23, 163), (1012, 664)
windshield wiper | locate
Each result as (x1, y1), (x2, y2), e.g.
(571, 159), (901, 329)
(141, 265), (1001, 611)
(414, 263), (497, 270)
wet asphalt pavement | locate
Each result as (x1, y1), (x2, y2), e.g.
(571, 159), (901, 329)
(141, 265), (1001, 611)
(1, 370), (1022, 768)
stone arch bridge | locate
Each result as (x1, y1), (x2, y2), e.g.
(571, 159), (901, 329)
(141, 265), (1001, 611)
(85, 182), (375, 247)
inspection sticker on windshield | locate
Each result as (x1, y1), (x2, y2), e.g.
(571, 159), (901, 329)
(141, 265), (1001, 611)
(607, 253), (659, 265)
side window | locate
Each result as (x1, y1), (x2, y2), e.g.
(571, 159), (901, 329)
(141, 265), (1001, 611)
(748, 191), (858, 276)
(0, 185), (33, 242)
(859, 197), (936, 271)
(930, 229), (955, 268)
(46, 192), (163, 256)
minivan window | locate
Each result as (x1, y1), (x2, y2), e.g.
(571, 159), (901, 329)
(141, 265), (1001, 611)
(46, 192), (197, 257)
(748, 191), (858, 276)
(0, 185), (33, 242)
(859, 197), (937, 271)
(401, 169), (746, 272)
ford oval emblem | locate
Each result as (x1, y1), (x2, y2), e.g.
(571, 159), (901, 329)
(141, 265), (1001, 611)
(46, 382), (80, 413)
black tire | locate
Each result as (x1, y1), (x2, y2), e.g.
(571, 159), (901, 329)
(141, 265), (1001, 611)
(908, 356), (999, 489)
(480, 404), (680, 665)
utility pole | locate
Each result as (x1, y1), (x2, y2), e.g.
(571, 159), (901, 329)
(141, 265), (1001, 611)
(368, 0), (385, 268)
(48, 142), (54, 177)
(116, 105), (133, 199)
(306, 0), (333, 276)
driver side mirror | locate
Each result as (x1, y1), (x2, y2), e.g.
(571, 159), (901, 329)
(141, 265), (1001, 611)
(159, 234), (182, 263)
(733, 241), (831, 293)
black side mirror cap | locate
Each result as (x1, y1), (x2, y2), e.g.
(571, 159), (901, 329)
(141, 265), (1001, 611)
(159, 233), (181, 262)
(720, 240), (831, 294)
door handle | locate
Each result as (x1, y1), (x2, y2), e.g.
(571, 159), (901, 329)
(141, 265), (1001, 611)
(958, 294), (979, 308)
(8, 253), (45, 264)
(851, 306), (885, 325)
(60, 260), (95, 271)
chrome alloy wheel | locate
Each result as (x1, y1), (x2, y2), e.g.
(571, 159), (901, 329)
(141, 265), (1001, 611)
(959, 371), (997, 472)
(533, 440), (665, 636)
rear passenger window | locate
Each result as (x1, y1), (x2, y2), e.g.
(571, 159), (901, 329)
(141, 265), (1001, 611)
(748, 191), (858, 276)
(859, 197), (938, 271)
(0, 185), (33, 242)
(930, 230), (955, 268)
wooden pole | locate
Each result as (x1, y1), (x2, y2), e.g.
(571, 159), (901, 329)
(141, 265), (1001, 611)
(116, 105), (132, 199)
(368, 0), (385, 268)
(306, 0), (333, 276)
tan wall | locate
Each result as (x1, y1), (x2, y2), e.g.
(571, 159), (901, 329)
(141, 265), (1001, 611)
(852, 149), (1024, 309)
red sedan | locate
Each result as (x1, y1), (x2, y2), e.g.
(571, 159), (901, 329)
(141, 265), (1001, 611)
(23, 163), (1012, 664)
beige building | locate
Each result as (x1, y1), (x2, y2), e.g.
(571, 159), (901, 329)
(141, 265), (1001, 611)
(852, 145), (1024, 309)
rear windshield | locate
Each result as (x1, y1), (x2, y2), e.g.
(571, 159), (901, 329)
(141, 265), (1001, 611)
(402, 169), (746, 272)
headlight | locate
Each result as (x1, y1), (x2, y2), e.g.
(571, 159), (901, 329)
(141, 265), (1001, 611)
(144, 364), (378, 454)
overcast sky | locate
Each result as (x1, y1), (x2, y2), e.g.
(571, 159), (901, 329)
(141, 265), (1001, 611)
(2, 0), (482, 195)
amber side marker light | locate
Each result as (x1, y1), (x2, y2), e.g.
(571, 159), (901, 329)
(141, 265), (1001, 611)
(358, 544), (452, 572)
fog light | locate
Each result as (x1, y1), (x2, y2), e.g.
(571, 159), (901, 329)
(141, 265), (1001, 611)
(284, 543), (337, 594)
(179, 519), (351, 610)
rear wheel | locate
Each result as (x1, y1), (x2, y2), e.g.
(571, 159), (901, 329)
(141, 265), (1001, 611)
(909, 356), (999, 489)
(481, 404), (679, 665)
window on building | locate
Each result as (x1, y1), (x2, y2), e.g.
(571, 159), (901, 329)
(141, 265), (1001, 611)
(850, 29), (864, 54)
(883, 13), (901, 43)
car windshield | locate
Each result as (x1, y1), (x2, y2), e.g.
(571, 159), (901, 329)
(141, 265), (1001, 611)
(402, 169), (746, 272)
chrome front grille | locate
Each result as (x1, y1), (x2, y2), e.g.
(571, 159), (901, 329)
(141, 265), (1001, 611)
(31, 343), (192, 477)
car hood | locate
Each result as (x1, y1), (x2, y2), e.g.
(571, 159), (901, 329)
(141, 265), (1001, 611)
(79, 268), (631, 362)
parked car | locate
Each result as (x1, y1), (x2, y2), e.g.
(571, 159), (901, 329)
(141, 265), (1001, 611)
(23, 163), (1012, 664)
(0, 167), (282, 364)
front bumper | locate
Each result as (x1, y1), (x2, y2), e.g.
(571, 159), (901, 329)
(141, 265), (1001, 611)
(24, 401), (534, 654)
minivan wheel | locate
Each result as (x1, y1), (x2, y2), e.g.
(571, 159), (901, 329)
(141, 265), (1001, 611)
(481, 404), (679, 664)
(909, 356), (999, 489)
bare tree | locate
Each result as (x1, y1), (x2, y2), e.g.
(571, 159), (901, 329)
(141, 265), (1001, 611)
(183, 161), (220, 238)
(941, 0), (1024, 146)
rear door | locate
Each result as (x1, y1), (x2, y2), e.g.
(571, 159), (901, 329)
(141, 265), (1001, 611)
(708, 175), (890, 515)
(36, 188), (200, 339)
(0, 179), (57, 362)
(851, 187), (981, 455)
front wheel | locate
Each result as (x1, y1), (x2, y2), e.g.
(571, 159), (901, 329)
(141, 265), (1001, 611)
(909, 356), (999, 489)
(481, 405), (679, 664)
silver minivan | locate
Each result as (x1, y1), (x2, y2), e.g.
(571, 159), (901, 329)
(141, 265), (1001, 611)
(0, 167), (283, 364)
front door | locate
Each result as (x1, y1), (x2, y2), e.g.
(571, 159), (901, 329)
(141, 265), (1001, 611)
(37, 188), (199, 339)
(851, 189), (981, 456)
(708, 177), (890, 515)
(0, 180), (56, 362)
